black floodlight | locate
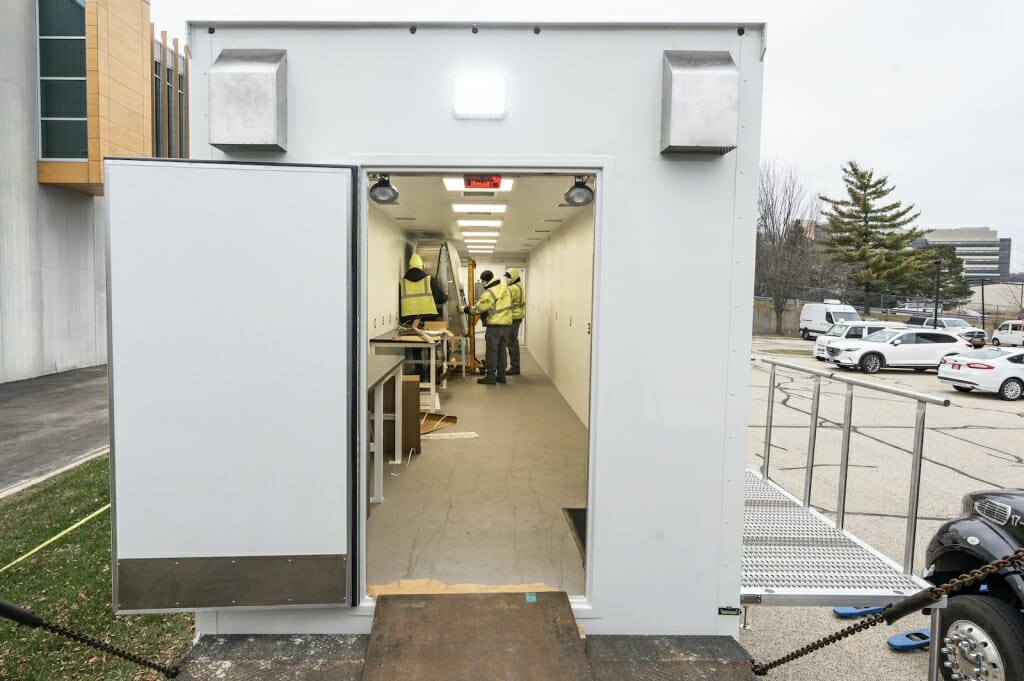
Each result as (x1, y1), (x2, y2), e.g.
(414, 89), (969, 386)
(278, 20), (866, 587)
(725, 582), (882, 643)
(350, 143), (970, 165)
(369, 175), (399, 204)
(564, 176), (594, 206)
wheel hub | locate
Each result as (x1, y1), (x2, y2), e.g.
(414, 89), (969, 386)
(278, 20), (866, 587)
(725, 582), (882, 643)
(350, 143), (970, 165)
(941, 619), (1005, 681)
(1005, 382), (1022, 400)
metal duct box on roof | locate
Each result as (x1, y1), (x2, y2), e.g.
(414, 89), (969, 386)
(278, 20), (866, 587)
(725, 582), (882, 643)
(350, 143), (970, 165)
(660, 51), (739, 154)
(209, 49), (287, 152)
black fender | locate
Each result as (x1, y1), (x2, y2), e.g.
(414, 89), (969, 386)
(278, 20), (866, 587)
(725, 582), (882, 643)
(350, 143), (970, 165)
(925, 517), (1024, 605)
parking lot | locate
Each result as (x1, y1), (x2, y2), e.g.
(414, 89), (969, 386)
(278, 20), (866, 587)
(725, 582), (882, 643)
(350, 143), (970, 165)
(740, 335), (1024, 680)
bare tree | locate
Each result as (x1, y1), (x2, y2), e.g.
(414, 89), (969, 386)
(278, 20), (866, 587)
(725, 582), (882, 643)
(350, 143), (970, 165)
(755, 161), (821, 334)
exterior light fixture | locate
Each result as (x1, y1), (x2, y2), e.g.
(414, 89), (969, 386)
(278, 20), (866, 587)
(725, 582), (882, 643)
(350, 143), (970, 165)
(564, 176), (594, 207)
(453, 73), (507, 119)
(369, 175), (399, 204)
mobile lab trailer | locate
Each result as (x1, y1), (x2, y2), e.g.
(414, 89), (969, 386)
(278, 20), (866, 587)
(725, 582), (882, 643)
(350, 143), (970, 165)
(105, 19), (764, 638)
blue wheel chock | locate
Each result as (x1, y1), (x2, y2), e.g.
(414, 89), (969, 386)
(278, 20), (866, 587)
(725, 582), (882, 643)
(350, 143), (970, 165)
(832, 605), (883, 618)
(887, 628), (930, 651)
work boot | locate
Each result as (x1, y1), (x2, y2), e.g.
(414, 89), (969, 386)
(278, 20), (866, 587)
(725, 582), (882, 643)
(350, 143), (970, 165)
(496, 377), (507, 384)
(506, 369), (520, 376)
(477, 377), (496, 385)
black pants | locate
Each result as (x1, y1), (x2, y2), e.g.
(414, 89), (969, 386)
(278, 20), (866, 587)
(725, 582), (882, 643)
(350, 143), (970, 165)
(506, 319), (522, 372)
(485, 325), (510, 379)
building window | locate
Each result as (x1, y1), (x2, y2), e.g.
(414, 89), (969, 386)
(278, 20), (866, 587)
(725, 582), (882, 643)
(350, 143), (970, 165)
(38, 0), (87, 159)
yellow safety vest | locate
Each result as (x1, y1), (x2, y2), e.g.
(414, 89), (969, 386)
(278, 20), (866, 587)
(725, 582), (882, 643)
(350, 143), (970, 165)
(471, 281), (513, 326)
(400, 276), (438, 317)
(509, 281), (525, 320)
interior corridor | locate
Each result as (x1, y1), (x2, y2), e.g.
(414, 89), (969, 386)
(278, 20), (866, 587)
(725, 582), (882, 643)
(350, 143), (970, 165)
(367, 349), (588, 596)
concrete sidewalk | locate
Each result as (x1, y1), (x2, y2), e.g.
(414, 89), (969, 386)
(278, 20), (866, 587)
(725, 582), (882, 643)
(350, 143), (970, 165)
(0, 365), (109, 496)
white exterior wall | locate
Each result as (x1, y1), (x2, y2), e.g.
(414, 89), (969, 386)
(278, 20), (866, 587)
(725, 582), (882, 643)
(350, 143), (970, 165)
(0, 0), (106, 383)
(527, 207), (594, 426)
(188, 21), (763, 637)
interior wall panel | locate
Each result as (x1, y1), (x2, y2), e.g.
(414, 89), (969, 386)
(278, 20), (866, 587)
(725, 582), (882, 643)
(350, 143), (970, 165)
(527, 207), (594, 426)
(366, 205), (407, 338)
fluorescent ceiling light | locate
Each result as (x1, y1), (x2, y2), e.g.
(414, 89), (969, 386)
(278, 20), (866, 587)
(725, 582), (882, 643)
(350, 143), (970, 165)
(458, 219), (502, 227)
(453, 73), (507, 119)
(467, 249), (494, 253)
(442, 177), (514, 192)
(461, 231), (500, 237)
(452, 204), (507, 213)
(464, 239), (497, 244)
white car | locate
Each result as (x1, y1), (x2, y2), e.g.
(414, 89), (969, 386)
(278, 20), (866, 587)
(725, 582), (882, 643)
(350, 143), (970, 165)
(992, 320), (1024, 347)
(937, 348), (1024, 400)
(826, 329), (975, 374)
(814, 321), (907, 360)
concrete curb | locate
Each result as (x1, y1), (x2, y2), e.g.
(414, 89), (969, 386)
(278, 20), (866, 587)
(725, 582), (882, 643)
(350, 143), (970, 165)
(0, 445), (110, 500)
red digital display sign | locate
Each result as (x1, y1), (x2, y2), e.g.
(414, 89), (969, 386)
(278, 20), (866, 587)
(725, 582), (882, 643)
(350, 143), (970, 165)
(463, 175), (503, 189)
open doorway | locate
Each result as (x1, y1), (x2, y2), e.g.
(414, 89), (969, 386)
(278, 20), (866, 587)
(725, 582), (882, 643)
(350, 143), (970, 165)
(363, 171), (596, 598)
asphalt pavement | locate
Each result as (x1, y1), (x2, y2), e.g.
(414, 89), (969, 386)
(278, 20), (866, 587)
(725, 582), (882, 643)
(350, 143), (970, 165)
(740, 335), (1024, 680)
(0, 365), (109, 496)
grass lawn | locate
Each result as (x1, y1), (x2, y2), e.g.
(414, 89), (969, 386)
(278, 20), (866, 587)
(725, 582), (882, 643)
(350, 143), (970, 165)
(0, 456), (193, 680)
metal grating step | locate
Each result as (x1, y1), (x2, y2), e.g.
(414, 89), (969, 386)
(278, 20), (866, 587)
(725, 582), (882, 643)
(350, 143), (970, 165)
(742, 471), (929, 606)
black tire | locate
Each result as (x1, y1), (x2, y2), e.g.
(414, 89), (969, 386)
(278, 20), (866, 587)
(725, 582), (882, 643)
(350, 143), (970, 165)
(992, 337), (1000, 346)
(815, 356), (825, 362)
(938, 595), (1024, 681)
(999, 378), (1023, 401)
(953, 385), (973, 393)
(801, 328), (811, 341)
(914, 367), (929, 372)
(859, 353), (883, 374)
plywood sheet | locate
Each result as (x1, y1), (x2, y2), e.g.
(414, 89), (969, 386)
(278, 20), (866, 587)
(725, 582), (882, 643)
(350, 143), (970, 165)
(363, 592), (591, 681)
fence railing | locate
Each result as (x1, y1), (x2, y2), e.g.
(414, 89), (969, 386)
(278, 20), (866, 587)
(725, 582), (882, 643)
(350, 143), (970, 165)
(760, 358), (950, 573)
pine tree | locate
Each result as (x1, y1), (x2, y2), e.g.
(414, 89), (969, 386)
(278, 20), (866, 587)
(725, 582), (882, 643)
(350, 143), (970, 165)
(913, 244), (974, 306)
(821, 161), (925, 313)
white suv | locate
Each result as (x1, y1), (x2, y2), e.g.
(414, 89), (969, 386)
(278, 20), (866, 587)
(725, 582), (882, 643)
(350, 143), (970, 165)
(826, 329), (975, 374)
(814, 321), (907, 360)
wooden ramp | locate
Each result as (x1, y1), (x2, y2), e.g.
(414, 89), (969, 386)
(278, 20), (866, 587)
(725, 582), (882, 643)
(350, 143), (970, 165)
(362, 592), (593, 681)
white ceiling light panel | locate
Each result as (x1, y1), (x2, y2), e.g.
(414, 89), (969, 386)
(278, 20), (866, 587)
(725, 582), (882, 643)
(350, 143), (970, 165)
(452, 204), (507, 213)
(457, 219), (502, 228)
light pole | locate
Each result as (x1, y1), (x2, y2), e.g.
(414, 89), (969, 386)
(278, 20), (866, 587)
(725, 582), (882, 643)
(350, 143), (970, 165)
(979, 278), (989, 335)
(931, 259), (942, 328)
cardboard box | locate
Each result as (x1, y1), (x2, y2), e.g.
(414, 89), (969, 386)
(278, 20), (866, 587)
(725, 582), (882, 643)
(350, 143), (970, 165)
(380, 375), (420, 455)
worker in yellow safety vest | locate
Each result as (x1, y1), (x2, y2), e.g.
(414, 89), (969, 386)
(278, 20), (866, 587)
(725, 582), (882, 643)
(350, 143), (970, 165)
(400, 252), (447, 381)
(463, 270), (512, 384)
(504, 268), (525, 376)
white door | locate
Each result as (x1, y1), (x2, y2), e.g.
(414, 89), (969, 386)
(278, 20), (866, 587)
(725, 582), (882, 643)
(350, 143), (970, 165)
(106, 160), (355, 612)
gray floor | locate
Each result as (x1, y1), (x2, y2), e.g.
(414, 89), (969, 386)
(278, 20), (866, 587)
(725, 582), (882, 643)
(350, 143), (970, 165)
(367, 350), (589, 595)
(0, 365), (109, 493)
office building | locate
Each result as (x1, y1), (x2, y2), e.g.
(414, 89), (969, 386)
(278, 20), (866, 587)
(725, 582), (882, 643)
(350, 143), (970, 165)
(0, 0), (186, 383)
(913, 227), (1011, 281)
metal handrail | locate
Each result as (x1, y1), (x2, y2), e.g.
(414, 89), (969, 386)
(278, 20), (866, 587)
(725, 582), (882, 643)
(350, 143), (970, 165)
(759, 357), (950, 574)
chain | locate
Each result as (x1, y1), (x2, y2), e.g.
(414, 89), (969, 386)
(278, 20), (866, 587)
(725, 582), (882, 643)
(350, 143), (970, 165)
(40, 621), (180, 678)
(749, 547), (1024, 677)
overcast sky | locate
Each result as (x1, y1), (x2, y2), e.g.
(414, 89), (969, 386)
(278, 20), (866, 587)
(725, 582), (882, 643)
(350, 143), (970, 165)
(151, 0), (1024, 271)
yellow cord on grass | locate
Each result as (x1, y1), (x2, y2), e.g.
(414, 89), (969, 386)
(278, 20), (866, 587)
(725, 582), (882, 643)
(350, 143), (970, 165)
(0, 504), (111, 573)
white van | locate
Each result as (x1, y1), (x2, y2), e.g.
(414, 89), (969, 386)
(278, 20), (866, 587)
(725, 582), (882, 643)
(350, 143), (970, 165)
(993, 320), (1024, 347)
(799, 300), (861, 340)
(814, 321), (907, 360)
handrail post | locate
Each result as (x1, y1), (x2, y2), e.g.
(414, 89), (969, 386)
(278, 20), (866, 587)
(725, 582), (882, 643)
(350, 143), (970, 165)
(762, 364), (777, 480)
(803, 375), (822, 506)
(904, 400), (928, 573)
(836, 382), (854, 530)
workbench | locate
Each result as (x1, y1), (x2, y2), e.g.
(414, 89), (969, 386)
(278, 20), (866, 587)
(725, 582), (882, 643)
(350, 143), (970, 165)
(370, 331), (448, 412)
(366, 355), (404, 504)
